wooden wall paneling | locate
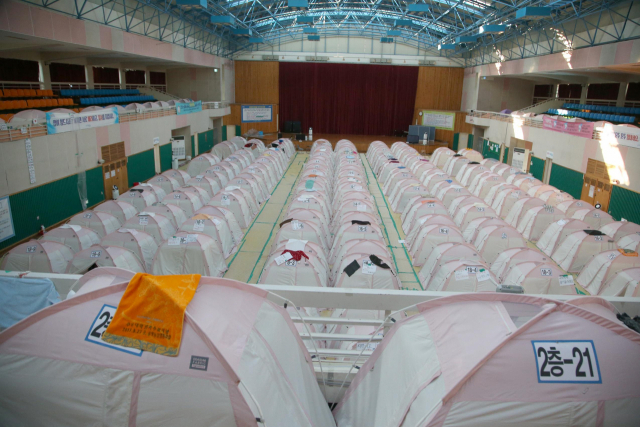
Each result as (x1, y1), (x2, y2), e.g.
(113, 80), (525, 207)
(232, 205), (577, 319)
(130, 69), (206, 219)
(223, 104), (280, 135)
(234, 61), (279, 104)
(414, 67), (465, 111)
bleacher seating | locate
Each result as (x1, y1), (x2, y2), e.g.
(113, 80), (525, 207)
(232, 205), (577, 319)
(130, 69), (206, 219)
(562, 103), (640, 115)
(547, 107), (636, 124)
(79, 95), (154, 105)
(0, 98), (73, 110)
(60, 89), (140, 97)
(0, 89), (55, 97)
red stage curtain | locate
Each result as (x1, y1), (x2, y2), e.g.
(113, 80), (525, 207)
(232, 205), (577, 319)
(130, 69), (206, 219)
(279, 62), (419, 135)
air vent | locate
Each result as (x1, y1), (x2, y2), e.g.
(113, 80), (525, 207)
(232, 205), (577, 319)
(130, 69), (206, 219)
(419, 60), (436, 66)
(370, 58), (392, 64)
(307, 35), (320, 41)
(262, 55), (279, 61)
(306, 56), (329, 61)
(380, 37), (394, 43)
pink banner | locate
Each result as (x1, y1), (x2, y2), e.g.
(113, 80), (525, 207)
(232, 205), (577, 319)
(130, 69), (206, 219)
(542, 116), (594, 138)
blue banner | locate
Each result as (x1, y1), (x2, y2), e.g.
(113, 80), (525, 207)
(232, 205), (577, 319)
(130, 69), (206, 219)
(176, 100), (202, 115)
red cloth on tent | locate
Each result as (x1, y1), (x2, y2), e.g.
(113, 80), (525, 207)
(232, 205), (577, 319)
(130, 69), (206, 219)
(282, 250), (309, 262)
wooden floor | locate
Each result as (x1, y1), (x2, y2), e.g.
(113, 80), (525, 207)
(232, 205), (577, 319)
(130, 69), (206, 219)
(263, 133), (446, 154)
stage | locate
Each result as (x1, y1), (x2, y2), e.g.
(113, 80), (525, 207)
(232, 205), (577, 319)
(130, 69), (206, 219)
(262, 133), (448, 154)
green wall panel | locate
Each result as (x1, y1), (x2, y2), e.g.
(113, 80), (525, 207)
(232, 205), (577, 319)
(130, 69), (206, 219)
(467, 135), (474, 149)
(530, 156), (544, 180)
(85, 167), (106, 208)
(452, 133), (459, 151)
(191, 135), (195, 157)
(1, 167), (104, 251)
(197, 129), (215, 154)
(609, 186), (640, 224)
(482, 140), (500, 161)
(160, 143), (173, 172)
(503, 147), (509, 163)
(549, 163), (584, 199)
(127, 149), (156, 187)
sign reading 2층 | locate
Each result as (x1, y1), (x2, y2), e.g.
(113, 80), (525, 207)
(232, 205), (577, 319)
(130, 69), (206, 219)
(85, 304), (143, 356)
(532, 340), (601, 383)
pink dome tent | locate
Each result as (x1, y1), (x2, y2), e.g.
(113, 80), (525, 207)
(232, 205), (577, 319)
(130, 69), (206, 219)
(0, 271), (336, 427)
(578, 249), (640, 295)
(537, 219), (592, 256)
(123, 212), (176, 244)
(147, 174), (180, 194)
(179, 213), (237, 258)
(143, 203), (188, 228)
(333, 293), (640, 427)
(0, 240), (73, 273)
(473, 225), (528, 265)
(66, 244), (144, 274)
(161, 168), (190, 186)
(101, 228), (159, 272)
(601, 221), (640, 241)
(94, 200), (138, 224)
(187, 153), (221, 177)
(491, 247), (550, 282)
(502, 261), (578, 295)
(151, 232), (227, 276)
(425, 259), (497, 291)
(67, 211), (121, 238)
(516, 204), (568, 242)
(594, 267), (640, 296)
(418, 242), (482, 286)
(208, 189), (254, 228)
(259, 240), (329, 287)
(40, 224), (100, 253)
(552, 230), (616, 273)
(333, 253), (400, 290)
(162, 191), (203, 217)
(409, 222), (464, 267)
(117, 188), (157, 212)
(401, 199), (449, 235)
(572, 208), (615, 229)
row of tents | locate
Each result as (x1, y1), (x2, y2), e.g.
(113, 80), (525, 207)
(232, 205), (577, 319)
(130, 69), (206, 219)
(257, 140), (403, 372)
(0, 137), (294, 286)
(379, 142), (640, 296)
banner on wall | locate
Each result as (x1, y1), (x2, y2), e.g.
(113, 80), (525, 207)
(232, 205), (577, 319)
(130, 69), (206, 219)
(600, 123), (640, 149)
(242, 105), (273, 123)
(176, 100), (202, 115)
(46, 107), (119, 134)
(421, 111), (456, 130)
(542, 116), (594, 138)
(0, 196), (15, 243)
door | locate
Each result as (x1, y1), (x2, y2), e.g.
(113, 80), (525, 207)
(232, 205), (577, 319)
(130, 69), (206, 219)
(103, 159), (128, 200)
(594, 180), (612, 211)
(581, 176), (597, 205)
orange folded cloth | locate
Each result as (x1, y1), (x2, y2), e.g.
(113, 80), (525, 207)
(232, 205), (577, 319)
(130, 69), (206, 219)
(102, 273), (201, 356)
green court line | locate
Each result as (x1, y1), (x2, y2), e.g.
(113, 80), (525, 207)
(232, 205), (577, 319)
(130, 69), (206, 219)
(245, 153), (307, 283)
(226, 154), (304, 268)
(361, 154), (424, 290)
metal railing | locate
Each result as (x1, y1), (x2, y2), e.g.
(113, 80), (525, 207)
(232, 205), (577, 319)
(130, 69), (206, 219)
(0, 101), (229, 143)
(51, 83), (88, 90)
(93, 84), (121, 90)
(0, 81), (42, 90)
(1, 269), (639, 402)
(467, 109), (604, 141)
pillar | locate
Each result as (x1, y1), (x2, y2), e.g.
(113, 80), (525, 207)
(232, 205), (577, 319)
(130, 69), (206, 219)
(86, 65), (94, 89)
(616, 83), (628, 107)
(145, 70), (151, 88)
(579, 84), (588, 104)
(119, 69), (126, 89)
(40, 61), (51, 90)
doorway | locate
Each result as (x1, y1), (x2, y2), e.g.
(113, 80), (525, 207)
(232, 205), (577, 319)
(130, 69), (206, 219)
(100, 142), (129, 200)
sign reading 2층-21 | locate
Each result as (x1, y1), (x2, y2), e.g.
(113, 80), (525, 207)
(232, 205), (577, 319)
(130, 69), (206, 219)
(532, 340), (601, 383)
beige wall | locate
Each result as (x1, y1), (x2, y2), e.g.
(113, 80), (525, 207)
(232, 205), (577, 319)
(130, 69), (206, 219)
(166, 67), (223, 102)
(477, 77), (535, 112)
(477, 117), (640, 193)
(0, 108), (230, 197)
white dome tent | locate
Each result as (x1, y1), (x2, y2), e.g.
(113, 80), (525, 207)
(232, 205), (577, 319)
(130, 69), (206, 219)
(147, 174), (180, 194)
(594, 267), (640, 296)
(162, 190), (203, 217)
(0, 270), (336, 427)
(536, 219), (592, 256)
(0, 240), (73, 273)
(65, 244), (145, 274)
(67, 211), (121, 238)
(502, 261), (578, 295)
(94, 200), (138, 224)
(40, 224), (100, 253)
(101, 228), (159, 272)
(551, 230), (616, 273)
(161, 168), (190, 186)
(577, 249), (640, 295)
(179, 214), (237, 258)
(143, 203), (188, 228)
(123, 212), (176, 244)
(117, 188), (157, 211)
(425, 259), (498, 292)
(601, 221), (640, 241)
(490, 248), (550, 282)
(333, 293), (640, 427)
(151, 232), (227, 276)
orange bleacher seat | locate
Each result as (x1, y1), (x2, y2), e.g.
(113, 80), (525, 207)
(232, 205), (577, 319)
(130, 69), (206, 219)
(36, 89), (44, 97)
(17, 100), (27, 109)
(0, 101), (7, 110)
(16, 89), (24, 97)
(0, 89), (3, 97)
(27, 100), (36, 108)
(26, 89), (35, 97)
(46, 90), (54, 97)
(5, 89), (15, 97)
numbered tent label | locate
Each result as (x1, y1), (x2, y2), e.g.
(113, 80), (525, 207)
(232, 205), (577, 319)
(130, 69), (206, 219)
(85, 304), (143, 356)
(532, 340), (601, 383)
